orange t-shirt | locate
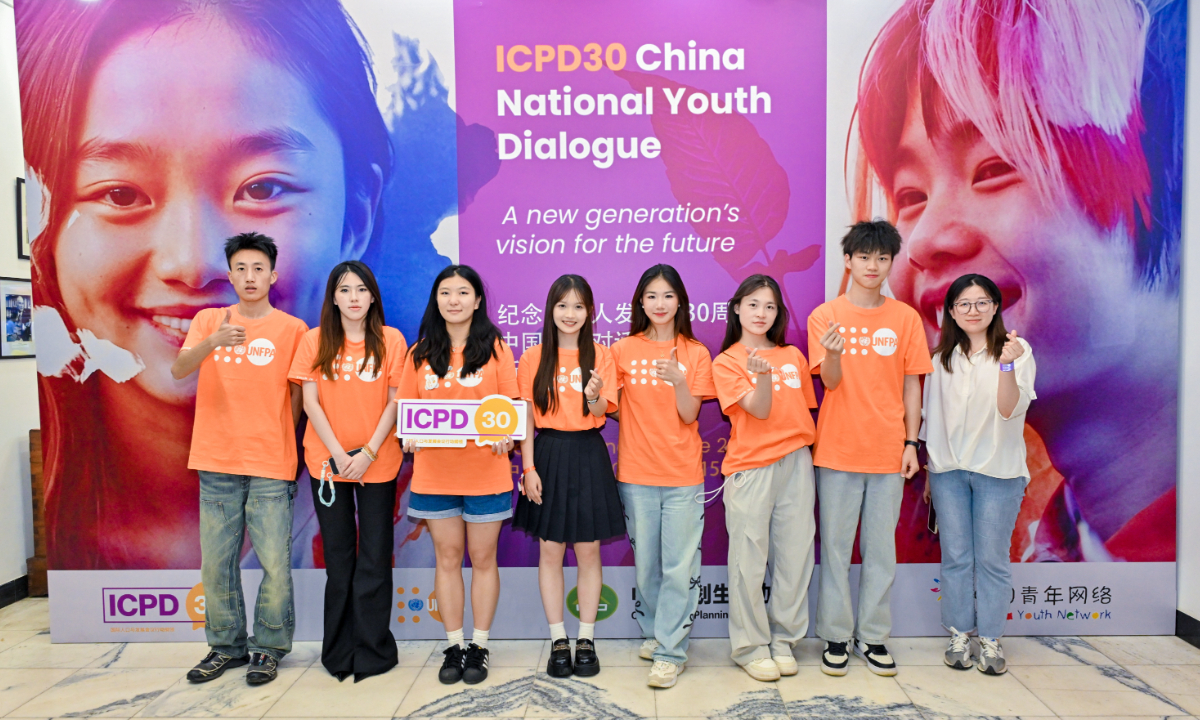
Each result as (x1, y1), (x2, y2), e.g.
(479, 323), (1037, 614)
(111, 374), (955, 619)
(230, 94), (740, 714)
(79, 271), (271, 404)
(610, 334), (716, 486)
(288, 327), (408, 483)
(517, 343), (618, 431)
(807, 295), (933, 473)
(713, 342), (818, 475)
(183, 306), (308, 480)
(396, 340), (519, 496)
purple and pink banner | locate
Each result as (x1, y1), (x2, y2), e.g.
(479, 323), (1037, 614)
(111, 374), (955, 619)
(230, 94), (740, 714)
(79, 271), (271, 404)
(15, 0), (1182, 640)
(454, 0), (827, 566)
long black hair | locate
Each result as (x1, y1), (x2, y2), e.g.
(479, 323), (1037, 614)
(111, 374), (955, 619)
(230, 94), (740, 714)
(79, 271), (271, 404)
(628, 264), (697, 341)
(411, 265), (501, 378)
(314, 261), (387, 380)
(533, 275), (596, 417)
(934, 273), (1009, 373)
(720, 274), (789, 352)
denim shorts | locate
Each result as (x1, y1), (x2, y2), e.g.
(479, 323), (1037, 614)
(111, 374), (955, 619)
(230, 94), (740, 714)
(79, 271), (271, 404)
(407, 489), (514, 523)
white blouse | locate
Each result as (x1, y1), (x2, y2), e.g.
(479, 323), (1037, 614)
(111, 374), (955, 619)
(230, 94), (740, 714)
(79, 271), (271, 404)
(920, 338), (1036, 481)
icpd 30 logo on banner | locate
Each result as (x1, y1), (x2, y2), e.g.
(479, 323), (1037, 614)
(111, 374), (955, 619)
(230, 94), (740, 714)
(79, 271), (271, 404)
(102, 583), (206, 629)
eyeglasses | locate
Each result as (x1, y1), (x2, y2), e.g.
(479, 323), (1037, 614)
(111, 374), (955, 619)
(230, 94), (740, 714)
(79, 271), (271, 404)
(952, 299), (996, 314)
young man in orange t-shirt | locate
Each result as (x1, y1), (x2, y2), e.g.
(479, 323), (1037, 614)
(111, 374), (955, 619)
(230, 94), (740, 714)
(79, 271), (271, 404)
(807, 221), (933, 678)
(171, 233), (308, 686)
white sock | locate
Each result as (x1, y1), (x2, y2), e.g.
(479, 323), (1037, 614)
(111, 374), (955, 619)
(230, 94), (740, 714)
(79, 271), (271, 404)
(446, 628), (465, 649)
(471, 628), (489, 649)
(549, 622), (567, 642)
(578, 622), (595, 641)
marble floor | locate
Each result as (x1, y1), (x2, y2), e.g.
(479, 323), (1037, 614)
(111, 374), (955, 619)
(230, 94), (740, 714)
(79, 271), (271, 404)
(1, 598), (1198, 719)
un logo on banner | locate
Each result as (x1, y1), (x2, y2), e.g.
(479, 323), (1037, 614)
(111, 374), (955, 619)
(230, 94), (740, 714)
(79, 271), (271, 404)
(566, 584), (619, 621)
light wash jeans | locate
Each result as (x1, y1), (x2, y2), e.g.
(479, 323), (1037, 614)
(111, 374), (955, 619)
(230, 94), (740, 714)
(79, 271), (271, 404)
(618, 481), (704, 665)
(815, 468), (903, 645)
(724, 446), (816, 666)
(929, 470), (1025, 639)
(199, 471), (296, 660)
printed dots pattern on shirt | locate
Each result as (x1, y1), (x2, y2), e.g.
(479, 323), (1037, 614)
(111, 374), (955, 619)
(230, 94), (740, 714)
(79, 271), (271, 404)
(627, 357), (686, 386)
(421, 364), (485, 389)
(838, 325), (898, 357)
(212, 338), (277, 366)
(555, 366), (583, 393)
(322, 353), (380, 383)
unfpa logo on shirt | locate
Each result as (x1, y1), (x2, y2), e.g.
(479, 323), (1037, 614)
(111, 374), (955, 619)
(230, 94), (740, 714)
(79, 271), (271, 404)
(245, 338), (277, 366)
(871, 328), (898, 357)
(778, 363), (802, 388)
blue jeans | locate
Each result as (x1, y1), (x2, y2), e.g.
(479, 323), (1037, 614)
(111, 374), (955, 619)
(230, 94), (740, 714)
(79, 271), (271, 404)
(199, 471), (296, 660)
(929, 470), (1025, 639)
(617, 482), (704, 665)
(815, 469), (903, 645)
(406, 490), (513, 523)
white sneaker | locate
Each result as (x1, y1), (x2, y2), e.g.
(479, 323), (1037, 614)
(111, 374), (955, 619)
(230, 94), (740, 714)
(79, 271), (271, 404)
(944, 628), (973, 670)
(977, 637), (1007, 675)
(743, 657), (781, 681)
(820, 641), (849, 677)
(853, 640), (898, 676)
(638, 638), (660, 660)
(647, 659), (684, 688)
(773, 655), (799, 676)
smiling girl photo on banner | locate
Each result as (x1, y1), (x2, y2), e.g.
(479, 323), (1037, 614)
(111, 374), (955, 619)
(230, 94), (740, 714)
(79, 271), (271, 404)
(841, 0), (1184, 563)
(15, 0), (463, 570)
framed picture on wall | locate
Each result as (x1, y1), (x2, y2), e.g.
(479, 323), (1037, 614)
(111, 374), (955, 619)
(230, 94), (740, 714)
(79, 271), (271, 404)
(16, 178), (30, 260)
(1, 277), (34, 359)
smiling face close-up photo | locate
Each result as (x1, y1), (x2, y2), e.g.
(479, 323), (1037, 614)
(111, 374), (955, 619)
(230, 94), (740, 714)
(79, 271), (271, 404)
(846, 0), (1184, 560)
(54, 16), (352, 407)
(884, 92), (1162, 407)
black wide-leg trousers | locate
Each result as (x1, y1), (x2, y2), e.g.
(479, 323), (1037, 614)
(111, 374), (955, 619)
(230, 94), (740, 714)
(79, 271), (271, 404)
(310, 476), (398, 678)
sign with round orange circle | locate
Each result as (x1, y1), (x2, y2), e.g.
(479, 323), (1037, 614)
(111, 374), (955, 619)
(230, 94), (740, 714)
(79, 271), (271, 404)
(475, 395), (520, 444)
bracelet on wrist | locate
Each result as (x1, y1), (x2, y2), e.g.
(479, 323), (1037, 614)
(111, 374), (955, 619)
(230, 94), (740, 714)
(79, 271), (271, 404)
(904, 440), (920, 450)
(522, 466), (536, 476)
(1000, 362), (1015, 372)
(359, 445), (377, 462)
(586, 396), (599, 405)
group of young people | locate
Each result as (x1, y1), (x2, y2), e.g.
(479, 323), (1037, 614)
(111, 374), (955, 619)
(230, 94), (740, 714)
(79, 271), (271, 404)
(171, 219), (1035, 691)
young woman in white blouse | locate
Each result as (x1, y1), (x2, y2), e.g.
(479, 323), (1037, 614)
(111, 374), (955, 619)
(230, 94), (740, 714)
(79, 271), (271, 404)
(920, 274), (1035, 677)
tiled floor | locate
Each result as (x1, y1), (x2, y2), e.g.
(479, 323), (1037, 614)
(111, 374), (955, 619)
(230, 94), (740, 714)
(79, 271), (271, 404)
(2, 598), (1198, 719)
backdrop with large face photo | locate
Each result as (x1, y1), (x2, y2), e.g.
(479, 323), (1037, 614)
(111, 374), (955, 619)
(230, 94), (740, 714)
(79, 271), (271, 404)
(15, 0), (1183, 641)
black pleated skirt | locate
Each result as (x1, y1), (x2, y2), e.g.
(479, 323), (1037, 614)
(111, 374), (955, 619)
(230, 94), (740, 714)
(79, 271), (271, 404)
(513, 428), (626, 543)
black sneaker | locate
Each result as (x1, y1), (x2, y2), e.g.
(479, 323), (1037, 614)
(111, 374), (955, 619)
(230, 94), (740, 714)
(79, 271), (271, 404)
(245, 652), (279, 685)
(547, 638), (573, 677)
(854, 640), (898, 676)
(186, 651), (249, 683)
(438, 644), (465, 684)
(573, 638), (600, 677)
(820, 641), (849, 677)
(462, 643), (490, 684)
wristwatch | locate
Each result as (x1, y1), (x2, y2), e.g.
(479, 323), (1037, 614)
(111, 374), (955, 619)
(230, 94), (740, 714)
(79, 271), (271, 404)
(904, 440), (920, 450)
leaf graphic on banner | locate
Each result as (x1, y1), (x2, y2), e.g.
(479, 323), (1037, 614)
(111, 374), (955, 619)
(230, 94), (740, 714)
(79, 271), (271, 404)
(616, 70), (816, 281)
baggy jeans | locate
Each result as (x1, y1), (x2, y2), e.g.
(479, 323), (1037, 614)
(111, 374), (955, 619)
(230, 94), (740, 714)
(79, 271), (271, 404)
(617, 481), (704, 665)
(724, 446), (816, 666)
(199, 471), (296, 660)
(815, 468), (903, 645)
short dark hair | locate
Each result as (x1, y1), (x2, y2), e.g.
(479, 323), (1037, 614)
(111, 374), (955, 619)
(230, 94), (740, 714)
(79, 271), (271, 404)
(224, 232), (278, 269)
(841, 219), (902, 258)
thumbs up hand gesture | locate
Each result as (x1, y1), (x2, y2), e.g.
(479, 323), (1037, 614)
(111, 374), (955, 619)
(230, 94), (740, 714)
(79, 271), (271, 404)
(210, 309), (246, 347)
(654, 347), (686, 386)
